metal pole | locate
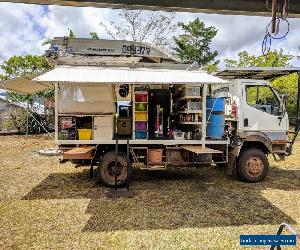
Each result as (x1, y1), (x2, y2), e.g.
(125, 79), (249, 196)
(271, 0), (277, 33)
(202, 84), (207, 148)
(54, 82), (59, 145)
(115, 139), (118, 190)
(126, 139), (130, 191)
(26, 101), (29, 138)
(296, 73), (300, 131)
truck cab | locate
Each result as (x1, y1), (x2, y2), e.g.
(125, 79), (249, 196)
(217, 67), (299, 182)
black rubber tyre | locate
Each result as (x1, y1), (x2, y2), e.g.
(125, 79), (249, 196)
(237, 148), (269, 183)
(98, 151), (132, 187)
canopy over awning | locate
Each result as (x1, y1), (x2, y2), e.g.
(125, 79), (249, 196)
(0, 73), (53, 94)
(0, 65), (227, 94)
(35, 65), (228, 85)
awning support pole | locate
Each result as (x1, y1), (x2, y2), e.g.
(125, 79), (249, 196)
(296, 73), (300, 132)
(202, 84), (207, 148)
(26, 101), (29, 139)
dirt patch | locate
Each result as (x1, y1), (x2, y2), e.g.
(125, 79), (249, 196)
(0, 135), (299, 249)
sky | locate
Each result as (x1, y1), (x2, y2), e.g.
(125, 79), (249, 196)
(0, 2), (299, 67)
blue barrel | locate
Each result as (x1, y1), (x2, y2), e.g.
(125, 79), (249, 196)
(206, 113), (225, 139)
(206, 97), (225, 113)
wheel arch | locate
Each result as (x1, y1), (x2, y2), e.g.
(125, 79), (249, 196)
(240, 134), (272, 155)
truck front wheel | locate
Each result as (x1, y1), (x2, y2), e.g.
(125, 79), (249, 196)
(98, 152), (132, 187)
(237, 148), (269, 183)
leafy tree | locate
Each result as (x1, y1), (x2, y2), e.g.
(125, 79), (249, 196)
(100, 9), (177, 48)
(90, 32), (100, 39)
(173, 18), (218, 66)
(68, 28), (76, 38)
(0, 55), (52, 103)
(225, 50), (298, 117)
(224, 50), (293, 67)
(0, 55), (53, 133)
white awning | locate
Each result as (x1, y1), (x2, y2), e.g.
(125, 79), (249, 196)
(0, 65), (228, 94)
(0, 73), (53, 94)
(35, 66), (228, 85)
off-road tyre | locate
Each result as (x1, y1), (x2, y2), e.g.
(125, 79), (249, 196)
(237, 148), (269, 183)
(98, 151), (132, 187)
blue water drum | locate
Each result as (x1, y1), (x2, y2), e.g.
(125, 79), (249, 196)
(206, 97), (225, 139)
(206, 97), (225, 113)
(206, 113), (225, 139)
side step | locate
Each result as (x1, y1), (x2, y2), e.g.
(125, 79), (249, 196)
(63, 146), (95, 160)
(180, 145), (223, 154)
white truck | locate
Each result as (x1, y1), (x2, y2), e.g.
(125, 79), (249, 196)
(1, 38), (299, 187)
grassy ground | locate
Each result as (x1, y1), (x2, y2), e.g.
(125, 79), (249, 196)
(0, 135), (299, 249)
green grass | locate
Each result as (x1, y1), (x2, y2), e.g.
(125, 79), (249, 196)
(0, 135), (299, 249)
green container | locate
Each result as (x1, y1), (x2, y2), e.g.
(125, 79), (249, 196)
(135, 103), (147, 111)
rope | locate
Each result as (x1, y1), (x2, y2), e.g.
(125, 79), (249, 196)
(0, 82), (54, 140)
(262, 0), (290, 55)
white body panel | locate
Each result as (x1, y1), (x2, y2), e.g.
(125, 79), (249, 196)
(231, 79), (289, 141)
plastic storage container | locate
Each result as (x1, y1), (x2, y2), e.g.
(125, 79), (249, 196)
(135, 112), (147, 121)
(135, 121), (147, 130)
(78, 129), (92, 140)
(184, 87), (200, 96)
(173, 131), (185, 140)
(135, 131), (147, 139)
(148, 149), (163, 165)
(135, 93), (148, 102)
(135, 103), (147, 111)
(187, 101), (200, 111)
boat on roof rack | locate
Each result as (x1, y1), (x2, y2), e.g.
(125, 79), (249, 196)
(45, 37), (179, 67)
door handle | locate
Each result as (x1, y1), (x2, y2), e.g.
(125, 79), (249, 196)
(244, 118), (249, 127)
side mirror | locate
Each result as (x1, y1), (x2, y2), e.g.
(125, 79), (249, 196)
(279, 93), (287, 116)
(281, 93), (287, 103)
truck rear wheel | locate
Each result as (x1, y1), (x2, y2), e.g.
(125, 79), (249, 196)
(237, 148), (269, 183)
(98, 152), (132, 187)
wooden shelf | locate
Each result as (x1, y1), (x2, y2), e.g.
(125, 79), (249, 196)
(177, 110), (202, 114)
(177, 96), (202, 101)
(179, 121), (202, 125)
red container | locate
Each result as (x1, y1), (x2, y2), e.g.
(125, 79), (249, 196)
(135, 93), (148, 102)
(135, 121), (147, 130)
(148, 149), (163, 165)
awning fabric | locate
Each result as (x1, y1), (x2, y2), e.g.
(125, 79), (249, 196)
(216, 67), (300, 80)
(0, 74), (53, 94)
(35, 66), (228, 85)
(0, 65), (228, 94)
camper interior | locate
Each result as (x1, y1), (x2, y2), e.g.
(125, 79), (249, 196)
(57, 82), (228, 144)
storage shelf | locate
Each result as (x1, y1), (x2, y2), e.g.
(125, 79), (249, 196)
(177, 110), (202, 114)
(177, 96), (202, 101)
(179, 122), (202, 125)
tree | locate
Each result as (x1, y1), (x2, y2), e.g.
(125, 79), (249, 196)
(0, 55), (52, 103)
(90, 32), (100, 39)
(99, 9), (177, 48)
(224, 50), (293, 67)
(225, 50), (298, 117)
(173, 18), (218, 66)
(68, 28), (76, 38)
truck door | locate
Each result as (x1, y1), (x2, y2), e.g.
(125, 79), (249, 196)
(240, 83), (288, 136)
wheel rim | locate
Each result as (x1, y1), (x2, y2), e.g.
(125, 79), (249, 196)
(102, 161), (127, 184)
(245, 156), (264, 178)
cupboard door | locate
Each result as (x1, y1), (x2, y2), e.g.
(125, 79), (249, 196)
(93, 116), (114, 140)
